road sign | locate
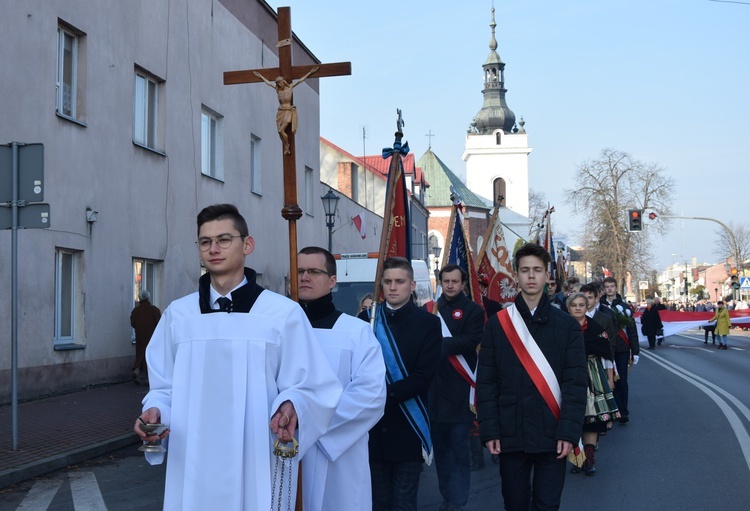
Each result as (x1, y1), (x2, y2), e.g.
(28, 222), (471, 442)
(639, 280), (649, 290)
(0, 143), (44, 203)
(0, 203), (51, 229)
(740, 277), (750, 289)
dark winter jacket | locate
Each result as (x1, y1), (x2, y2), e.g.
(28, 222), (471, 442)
(640, 306), (663, 336)
(428, 293), (485, 423)
(599, 294), (640, 355)
(476, 293), (587, 453)
(358, 301), (442, 461)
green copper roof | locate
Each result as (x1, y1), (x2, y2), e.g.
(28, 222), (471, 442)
(416, 149), (489, 209)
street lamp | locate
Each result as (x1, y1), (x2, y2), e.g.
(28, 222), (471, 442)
(320, 189), (340, 253)
(431, 244), (442, 282)
(715, 287), (719, 302)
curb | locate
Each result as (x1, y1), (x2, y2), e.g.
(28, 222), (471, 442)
(0, 434), (139, 490)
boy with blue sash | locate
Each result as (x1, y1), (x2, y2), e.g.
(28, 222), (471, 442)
(359, 257), (442, 511)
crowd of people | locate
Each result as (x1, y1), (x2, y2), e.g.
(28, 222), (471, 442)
(130, 203), (711, 510)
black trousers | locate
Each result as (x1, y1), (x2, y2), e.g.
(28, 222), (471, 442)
(498, 451), (567, 511)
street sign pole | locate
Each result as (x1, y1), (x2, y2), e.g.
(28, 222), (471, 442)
(10, 142), (19, 451)
(2, 141), (48, 450)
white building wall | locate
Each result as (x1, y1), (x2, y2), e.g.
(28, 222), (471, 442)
(462, 130), (532, 218)
(0, 0), (334, 400)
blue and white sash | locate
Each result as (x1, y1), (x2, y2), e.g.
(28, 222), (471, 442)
(372, 304), (433, 464)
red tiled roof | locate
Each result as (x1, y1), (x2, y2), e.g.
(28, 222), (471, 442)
(361, 153), (429, 187)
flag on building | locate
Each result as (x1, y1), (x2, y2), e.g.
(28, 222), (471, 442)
(477, 205), (517, 305)
(352, 212), (366, 239)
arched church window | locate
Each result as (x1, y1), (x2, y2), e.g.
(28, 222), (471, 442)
(493, 178), (506, 206)
(495, 132), (502, 145)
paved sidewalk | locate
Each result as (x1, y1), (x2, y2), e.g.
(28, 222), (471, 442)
(0, 382), (145, 489)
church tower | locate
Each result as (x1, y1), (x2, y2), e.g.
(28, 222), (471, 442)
(463, 6), (531, 219)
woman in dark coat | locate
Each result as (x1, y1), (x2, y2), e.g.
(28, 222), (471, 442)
(641, 299), (664, 350)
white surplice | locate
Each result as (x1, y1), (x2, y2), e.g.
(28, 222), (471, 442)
(302, 314), (387, 511)
(143, 290), (342, 511)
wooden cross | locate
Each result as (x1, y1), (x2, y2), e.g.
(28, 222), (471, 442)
(224, 6), (351, 301)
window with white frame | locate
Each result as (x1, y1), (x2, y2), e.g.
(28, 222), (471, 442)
(134, 70), (160, 149)
(133, 258), (159, 306)
(250, 134), (262, 194)
(56, 25), (82, 119)
(305, 166), (314, 216)
(55, 249), (78, 341)
(201, 107), (223, 179)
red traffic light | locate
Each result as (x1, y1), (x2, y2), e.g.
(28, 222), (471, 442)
(628, 209), (643, 231)
(648, 212), (657, 220)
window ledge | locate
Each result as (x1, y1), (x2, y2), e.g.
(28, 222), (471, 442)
(251, 189), (263, 197)
(132, 141), (167, 157)
(54, 342), (86, 351)
(201, 173), (225, 183)
(56, 111), (87, 128)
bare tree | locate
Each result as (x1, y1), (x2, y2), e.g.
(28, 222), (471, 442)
(714, 221), (750, 269)
(564, 148), (675, 288)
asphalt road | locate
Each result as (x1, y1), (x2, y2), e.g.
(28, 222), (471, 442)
(2, 330), (749, 510)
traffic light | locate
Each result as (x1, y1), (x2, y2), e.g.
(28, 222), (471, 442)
(648, 211), (657, 221)
(628, 209), (643, 232)
(731, 275), (740, 290)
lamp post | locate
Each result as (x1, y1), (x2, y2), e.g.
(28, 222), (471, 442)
(320, 189), (340, 253)
(431, 245), (442, 283)
(684, 262), (689, 300)
(715, 287), (719, 302)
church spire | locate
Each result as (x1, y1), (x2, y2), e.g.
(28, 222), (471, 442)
(472, 6), (516, 135)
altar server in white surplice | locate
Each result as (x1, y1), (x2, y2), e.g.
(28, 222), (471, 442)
(297, 246), (387, 511)
(134, 204), (342, 511)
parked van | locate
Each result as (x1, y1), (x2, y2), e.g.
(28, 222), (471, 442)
(332, 253), (433, 317)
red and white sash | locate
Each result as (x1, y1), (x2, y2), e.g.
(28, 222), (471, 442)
(497, 304), (561, 420)
(426, 301), (477, 410)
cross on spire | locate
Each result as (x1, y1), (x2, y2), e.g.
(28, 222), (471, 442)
(425, 129), (435, 148)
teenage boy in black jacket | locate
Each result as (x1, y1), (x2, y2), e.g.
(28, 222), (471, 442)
(477, 243), (587, 511)
(359, 257), (442, 511)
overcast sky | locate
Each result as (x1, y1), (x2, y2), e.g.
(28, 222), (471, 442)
(265, 0), (748, 272)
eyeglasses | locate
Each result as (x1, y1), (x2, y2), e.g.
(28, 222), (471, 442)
(297, 268), (331, 277)
(196, 234), (244, 252)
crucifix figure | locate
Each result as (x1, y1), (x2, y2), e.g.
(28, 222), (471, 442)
(224, 6), (351, 302)
(254, 66), (319, 154)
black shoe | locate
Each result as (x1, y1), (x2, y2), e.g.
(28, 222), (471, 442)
(619, 415), (630, 424)
(584, 465), (597, 476)
(570, 465), (581, 474)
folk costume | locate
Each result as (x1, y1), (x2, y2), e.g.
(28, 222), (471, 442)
(143, 268), (342, 511)
(580, 318), (620, 430)
(359, 301), (442, 511)
(477, 293), (587, 511)
(426, 293), (484, 509)
(301, 293), (387, 511)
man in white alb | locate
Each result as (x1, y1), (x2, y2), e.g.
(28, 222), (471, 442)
(134, 204), (342, 511)
(297, 246), (387, 511)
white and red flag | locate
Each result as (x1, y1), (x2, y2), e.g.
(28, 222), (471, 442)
(352, 212), (366, 239)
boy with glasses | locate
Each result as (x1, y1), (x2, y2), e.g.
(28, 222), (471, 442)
(296, 246), (386, 511)
(134, 204), (341, 510)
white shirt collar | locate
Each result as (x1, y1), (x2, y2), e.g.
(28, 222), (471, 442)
(210, 276), (248, 310)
